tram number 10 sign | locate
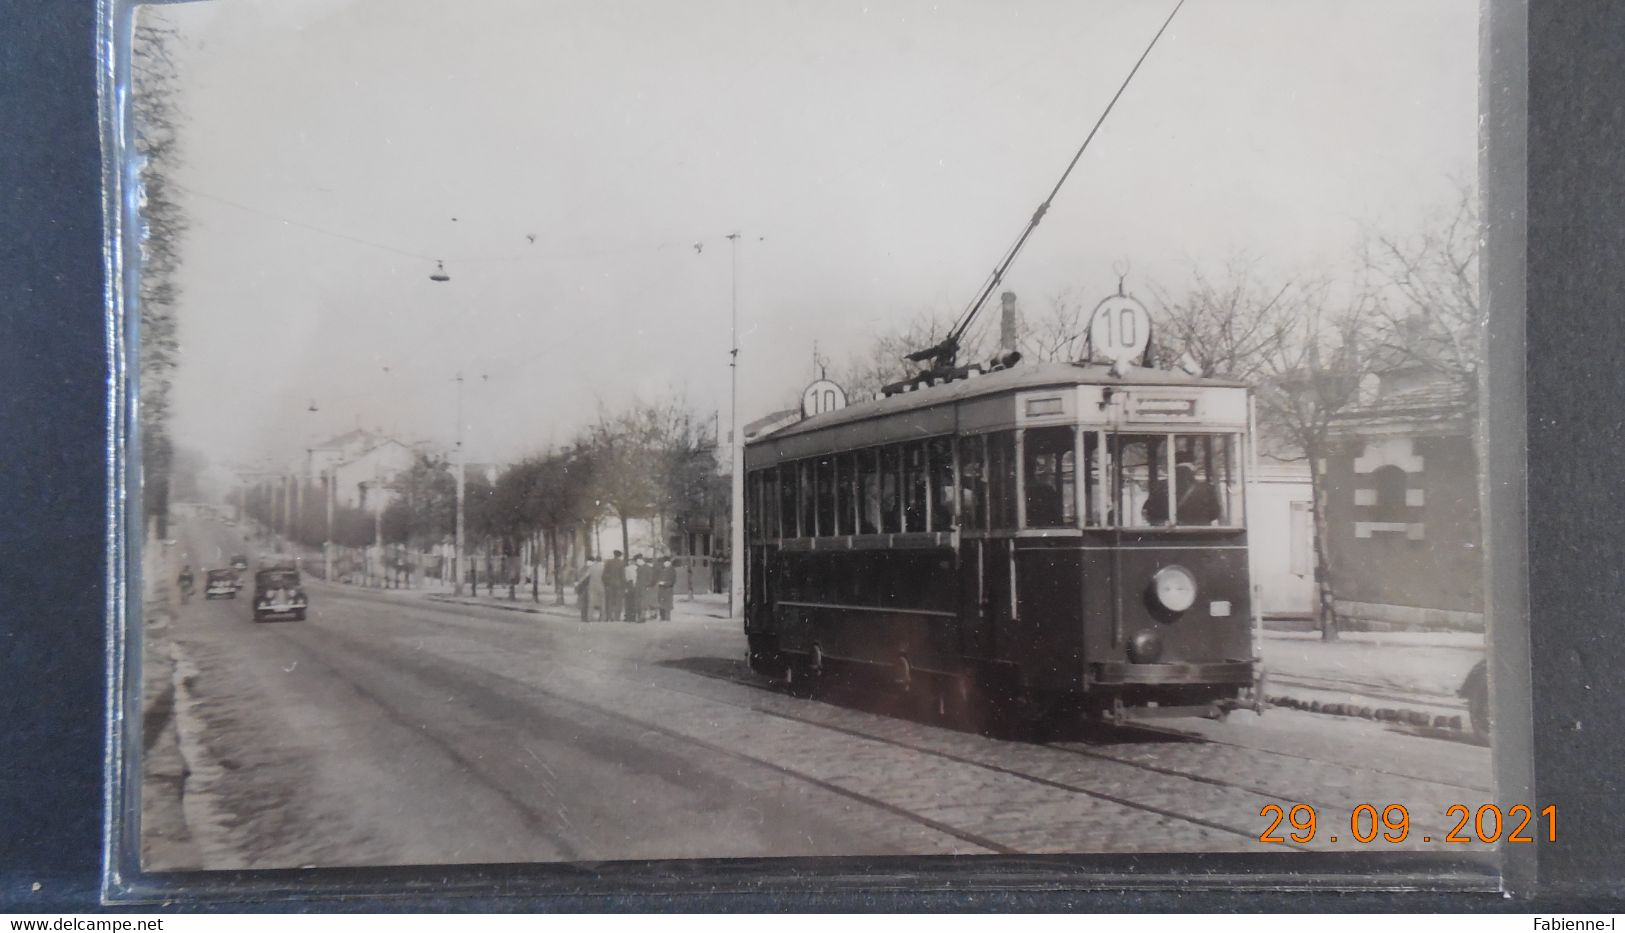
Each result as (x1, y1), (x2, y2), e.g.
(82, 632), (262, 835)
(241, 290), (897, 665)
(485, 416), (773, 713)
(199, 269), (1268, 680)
(1089, 294), (1152, 370)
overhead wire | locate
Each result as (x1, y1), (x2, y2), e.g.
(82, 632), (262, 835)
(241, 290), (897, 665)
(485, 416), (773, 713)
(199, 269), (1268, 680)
(941, 0), (1189, 357)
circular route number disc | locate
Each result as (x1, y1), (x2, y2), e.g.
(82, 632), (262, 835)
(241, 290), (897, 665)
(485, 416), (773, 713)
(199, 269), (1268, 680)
(1089, 294), (1151, 369)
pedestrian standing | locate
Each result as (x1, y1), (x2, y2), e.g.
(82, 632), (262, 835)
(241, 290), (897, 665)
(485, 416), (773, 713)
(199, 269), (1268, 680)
(587, 557), (607, 621)
(656, 556), (676, 621)
(603, 550), (625, 622)
(631, 554), (653, 623)
(624, 555), (643, 620)
(575, 555), (598, 622)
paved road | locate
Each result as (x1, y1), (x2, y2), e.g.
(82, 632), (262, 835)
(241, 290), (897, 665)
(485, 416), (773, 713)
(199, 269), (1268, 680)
(146, 507), (1497, 870)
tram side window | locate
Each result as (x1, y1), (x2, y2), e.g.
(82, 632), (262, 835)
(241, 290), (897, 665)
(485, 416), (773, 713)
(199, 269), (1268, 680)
(957, 435), (987, 531)
(748, 472), (762, 540)
(835, 452), (856, 536)
(879, 446), (902, 534)
(763, 467), (780, 539)
(986, 432), (1017, 529)
(779, 462), (799, 537)
(903, 442), (928, 533)
(857, 448), (881, 534)
(1023, 425), (1076, 528)
(927, 436), (955, 532)
(798, 461), (816, 538)
(815, 456), (836, 536)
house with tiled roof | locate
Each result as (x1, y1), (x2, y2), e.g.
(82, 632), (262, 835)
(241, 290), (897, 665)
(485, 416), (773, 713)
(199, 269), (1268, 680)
(1322, 343), (1482, 632)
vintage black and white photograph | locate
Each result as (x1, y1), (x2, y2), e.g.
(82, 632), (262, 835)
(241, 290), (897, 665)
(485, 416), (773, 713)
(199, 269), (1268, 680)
(127, 0), (1500, 871)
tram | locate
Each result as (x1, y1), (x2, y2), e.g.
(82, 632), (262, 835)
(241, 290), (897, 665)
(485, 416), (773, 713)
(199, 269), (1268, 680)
(742, 360), (1260, 729)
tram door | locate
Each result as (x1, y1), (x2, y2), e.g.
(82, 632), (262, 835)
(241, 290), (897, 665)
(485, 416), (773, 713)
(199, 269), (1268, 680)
(959, 539), (1004, 660)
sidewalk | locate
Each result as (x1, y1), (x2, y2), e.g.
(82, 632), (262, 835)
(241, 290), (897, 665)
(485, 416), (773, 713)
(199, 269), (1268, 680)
(382, 579), (1482, 731)
(419, 585), (733, 624)
(1259, 629), (1483, 730)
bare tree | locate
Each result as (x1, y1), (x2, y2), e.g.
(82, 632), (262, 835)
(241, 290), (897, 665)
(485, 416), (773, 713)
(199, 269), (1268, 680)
(833, 306), (989, 401)
(584, 400), (695, 557)
(1368, 186), (1482, 397)
(1020, 288), (1090, 363)
(1147, 254), (1295, 384)
(1252, 282), (1380, 641)
(133, 13), (188, 539)
(1152, 260), (1378, 641)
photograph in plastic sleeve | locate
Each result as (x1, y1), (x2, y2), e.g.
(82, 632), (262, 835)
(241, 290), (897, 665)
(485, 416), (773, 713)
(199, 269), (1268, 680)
(123, 0), (1516, 875)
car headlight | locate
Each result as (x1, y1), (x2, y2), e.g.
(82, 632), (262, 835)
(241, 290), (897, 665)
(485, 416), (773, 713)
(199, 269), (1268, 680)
(1151, 565), (1197, 613)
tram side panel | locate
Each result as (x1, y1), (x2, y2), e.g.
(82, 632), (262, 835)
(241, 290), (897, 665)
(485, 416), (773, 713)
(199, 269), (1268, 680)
(1008, 539), (1088, 694)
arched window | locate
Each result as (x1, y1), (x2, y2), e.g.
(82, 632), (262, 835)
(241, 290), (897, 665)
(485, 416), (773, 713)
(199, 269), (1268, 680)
(1371, 464), (1409, 522)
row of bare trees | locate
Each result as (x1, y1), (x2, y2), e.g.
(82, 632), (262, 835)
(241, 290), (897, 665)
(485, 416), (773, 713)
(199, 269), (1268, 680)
(239, 399), (728, 601)
(133, 14), (187, 540)
(834, 189), (1480, 639)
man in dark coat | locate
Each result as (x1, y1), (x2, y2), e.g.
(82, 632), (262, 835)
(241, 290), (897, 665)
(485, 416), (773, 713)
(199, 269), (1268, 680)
(655, 557), (677, 620)
(1144, 453), (1223, 526)
(603, 550), (625, 622)
(630, 554), (654, 623)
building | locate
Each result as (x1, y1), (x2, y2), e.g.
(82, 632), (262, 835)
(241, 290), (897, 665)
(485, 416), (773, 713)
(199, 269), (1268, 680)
(1247, 459), (1316, 620)
(326, 436), (419, 510)
(1323, 365), (1481, 632)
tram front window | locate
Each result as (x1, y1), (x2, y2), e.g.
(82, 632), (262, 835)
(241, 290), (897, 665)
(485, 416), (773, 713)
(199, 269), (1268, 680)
(1023, 426), (1076, 528)
(1116, 433), (1241, 527)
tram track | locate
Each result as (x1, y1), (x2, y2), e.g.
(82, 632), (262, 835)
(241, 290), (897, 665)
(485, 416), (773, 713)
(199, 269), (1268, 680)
(229, 583), (1481, 856)
(280, 610), (1275, 853)
(664, 661), (1492, 849)
(652, 669), (1290, 848)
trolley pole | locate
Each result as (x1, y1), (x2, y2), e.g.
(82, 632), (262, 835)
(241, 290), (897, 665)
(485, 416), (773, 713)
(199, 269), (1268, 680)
(726, 233), (745, 620)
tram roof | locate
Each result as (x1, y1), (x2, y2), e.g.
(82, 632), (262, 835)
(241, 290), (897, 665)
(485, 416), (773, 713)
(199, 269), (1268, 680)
(757, 361), (1246, 446)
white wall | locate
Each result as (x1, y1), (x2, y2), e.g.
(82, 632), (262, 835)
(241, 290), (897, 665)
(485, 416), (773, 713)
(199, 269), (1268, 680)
(1248, 460), (1316, 618)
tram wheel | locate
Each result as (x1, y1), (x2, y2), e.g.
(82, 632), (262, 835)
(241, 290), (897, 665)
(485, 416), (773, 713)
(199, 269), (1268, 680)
(937, 672), (989, 734)
(784, 655), (818, 699)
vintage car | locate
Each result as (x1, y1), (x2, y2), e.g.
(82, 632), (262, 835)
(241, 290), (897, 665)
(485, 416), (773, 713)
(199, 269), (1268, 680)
(252, 567), (308, 622)
(204, 568), (239, 600)
(229, 554), (249, 571)
(1459, 659), (1490, 744)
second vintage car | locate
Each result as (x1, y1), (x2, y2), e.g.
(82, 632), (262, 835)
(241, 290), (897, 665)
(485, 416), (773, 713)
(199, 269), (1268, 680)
(252, 566), (308, 622)
(204, 568), (239, 600)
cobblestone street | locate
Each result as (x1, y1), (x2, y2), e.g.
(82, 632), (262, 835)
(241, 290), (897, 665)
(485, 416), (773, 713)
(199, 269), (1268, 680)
(144, 509), (1497, 871)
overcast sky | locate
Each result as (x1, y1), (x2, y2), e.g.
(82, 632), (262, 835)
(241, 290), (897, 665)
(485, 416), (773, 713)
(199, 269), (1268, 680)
(148, 0), (1478, 469)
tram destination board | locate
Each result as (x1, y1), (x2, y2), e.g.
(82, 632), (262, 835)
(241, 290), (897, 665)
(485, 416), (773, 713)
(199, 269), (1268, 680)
(89, 0), (1545, 907)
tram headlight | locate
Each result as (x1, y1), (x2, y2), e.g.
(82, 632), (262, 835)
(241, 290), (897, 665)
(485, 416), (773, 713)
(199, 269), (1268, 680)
(1151, 565), (1198, 614)
(1129, 631), (1164, 663)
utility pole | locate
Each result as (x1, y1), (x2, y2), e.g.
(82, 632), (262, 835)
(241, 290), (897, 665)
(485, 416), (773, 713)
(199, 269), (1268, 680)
(323, 466), (334, 582)
(726, 232), (745, 620)
(372, 459), (384, 587)
(454, 373), (467, 596)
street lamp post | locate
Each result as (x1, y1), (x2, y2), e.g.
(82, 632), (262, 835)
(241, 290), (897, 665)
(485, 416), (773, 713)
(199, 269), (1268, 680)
(323, 465), (334, 582)
(726, 233), (745, 620)
(454, 373), (467, 596)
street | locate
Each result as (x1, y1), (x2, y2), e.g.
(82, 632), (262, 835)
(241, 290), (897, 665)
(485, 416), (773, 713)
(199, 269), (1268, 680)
(143, 507), (1496, 870)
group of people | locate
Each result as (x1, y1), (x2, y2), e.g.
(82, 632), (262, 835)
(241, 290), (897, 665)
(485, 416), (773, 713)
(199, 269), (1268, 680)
(574, 551), (678, 623)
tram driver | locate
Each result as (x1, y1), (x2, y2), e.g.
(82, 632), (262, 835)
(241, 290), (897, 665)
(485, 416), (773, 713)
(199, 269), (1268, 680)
(1143, 451), (1223, 526)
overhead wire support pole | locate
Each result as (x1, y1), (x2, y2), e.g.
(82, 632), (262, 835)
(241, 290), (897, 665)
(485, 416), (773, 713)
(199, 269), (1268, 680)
(941, 0), (1189, 360)
(726, 232), (744, 620)
(454, 372), (466, 596)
